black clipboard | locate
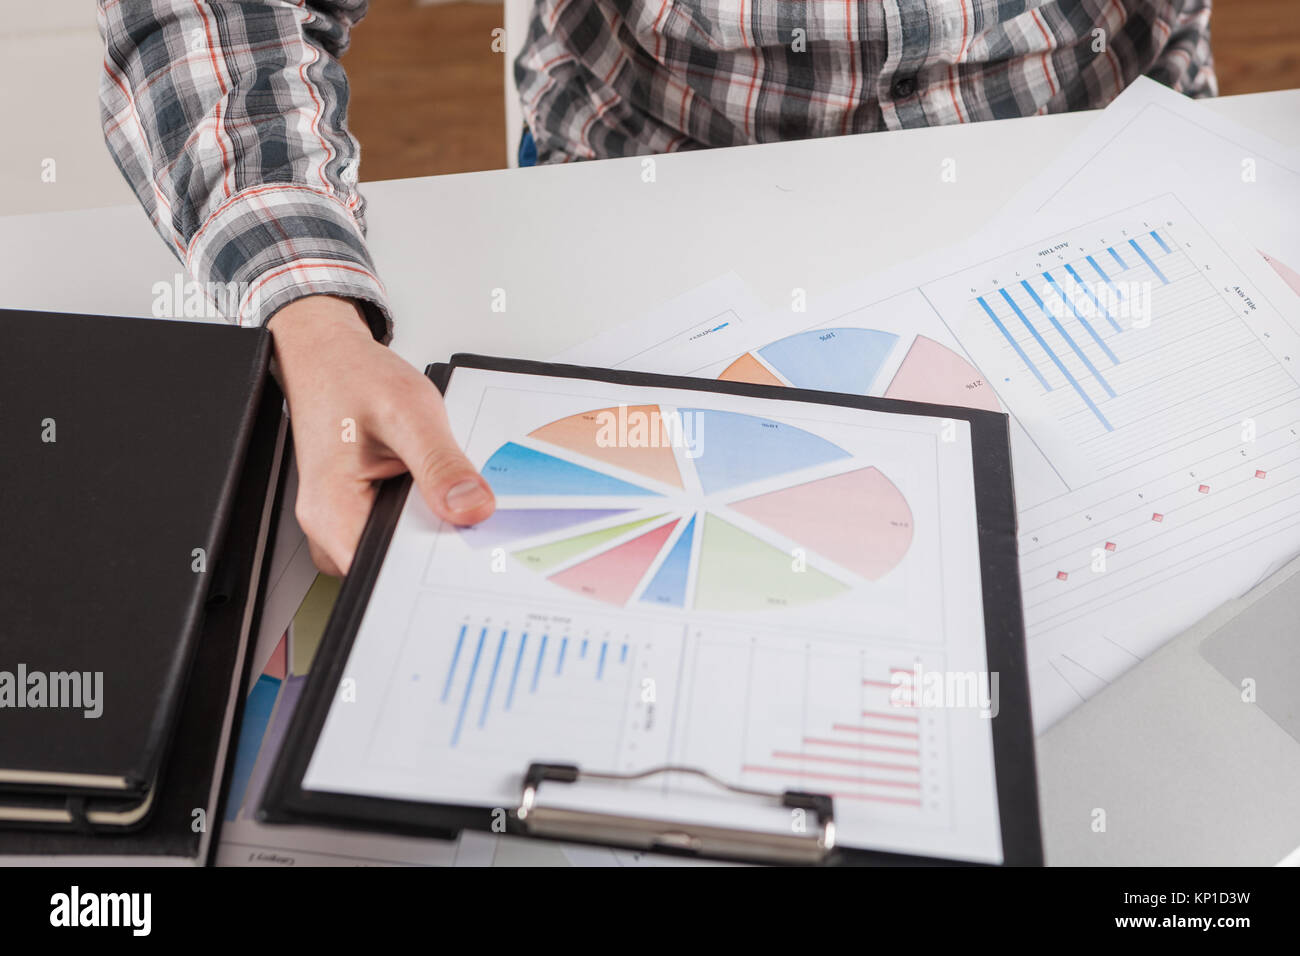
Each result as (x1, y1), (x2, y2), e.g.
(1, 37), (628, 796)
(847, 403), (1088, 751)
(261, 353), (1042, 865)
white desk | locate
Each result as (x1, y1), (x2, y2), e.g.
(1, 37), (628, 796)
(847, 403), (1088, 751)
(4, 90), (1298, 865)
(4, 89), (1296, 372)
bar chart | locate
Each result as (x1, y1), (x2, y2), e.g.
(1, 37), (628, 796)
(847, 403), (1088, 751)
(672, 631), (954, 824)
(360, 596), (685, 780)
(439, 624), (633, 747)
(918, 195), (1300, 695)
(971, 229), (1178, 435)
(949, 206), (1300, 485)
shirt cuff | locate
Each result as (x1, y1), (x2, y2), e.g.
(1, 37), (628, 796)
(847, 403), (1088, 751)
(184, 183), (393, 342)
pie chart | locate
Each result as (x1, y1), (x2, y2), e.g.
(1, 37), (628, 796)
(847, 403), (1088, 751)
(457, 405), (914, 611)
(719, 328), (1001, 412)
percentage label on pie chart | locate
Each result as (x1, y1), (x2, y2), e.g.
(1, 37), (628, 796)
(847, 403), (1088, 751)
(458, 405), (914, 611)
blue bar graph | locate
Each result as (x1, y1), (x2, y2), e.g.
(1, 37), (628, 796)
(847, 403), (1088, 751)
(1067, 262), (1123, 333)
(965, 222), (1188, 441)
(505, 632), (527, 710)
(977, 295), (1051, 391)
(442, 626), (631, 745)
(451, 627), (487, 747)
(530, 634), (548, 693)
(441, 624), (467, 703)
(1041, 271), (1120, 364)
(1085, 255), (1125, 302)
(478, 630), (507, 728)
(997, 287), (1114, 432)
(1128, 237), (1169, 285)
(1019, 281), (1116, 398)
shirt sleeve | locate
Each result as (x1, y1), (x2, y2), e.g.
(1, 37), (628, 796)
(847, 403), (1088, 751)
(97, 0), (392, 340)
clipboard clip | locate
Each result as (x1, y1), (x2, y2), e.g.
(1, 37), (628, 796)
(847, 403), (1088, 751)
(516, 762), (836, 865)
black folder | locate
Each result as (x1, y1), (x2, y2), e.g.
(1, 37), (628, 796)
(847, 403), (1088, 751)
(262, 354), (1042, 866)
(0, 309), (286, 863)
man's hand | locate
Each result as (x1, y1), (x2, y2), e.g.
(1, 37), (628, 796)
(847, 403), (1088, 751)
(267, 295), (495, 575)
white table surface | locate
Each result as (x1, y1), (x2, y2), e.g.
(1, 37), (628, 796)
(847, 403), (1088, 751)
(4, 88), (1298, 865)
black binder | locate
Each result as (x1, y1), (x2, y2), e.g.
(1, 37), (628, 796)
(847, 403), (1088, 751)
(263, 354), (1041, 865)
(0, 309), (286, 863)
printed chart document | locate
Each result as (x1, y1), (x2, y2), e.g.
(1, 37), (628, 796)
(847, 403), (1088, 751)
(920, 196), (1300, 720)
(927, 79), (1300, 720)
(277, 361), (1032, 865)
(997, 77), (1300, 301)
(554, 85), (1300, 729)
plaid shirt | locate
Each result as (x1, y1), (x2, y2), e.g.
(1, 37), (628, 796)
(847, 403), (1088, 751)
(98, 1), (1215, 332)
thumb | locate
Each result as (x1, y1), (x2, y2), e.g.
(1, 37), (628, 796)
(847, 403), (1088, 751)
(379, 381), (496, 526)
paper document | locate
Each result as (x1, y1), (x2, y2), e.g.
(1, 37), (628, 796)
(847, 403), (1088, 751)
(302, 365), (1007, 864)
(556, 82), (1300, 729)
(922, 195), (1300, 723)
(997, 78), (1300, 302)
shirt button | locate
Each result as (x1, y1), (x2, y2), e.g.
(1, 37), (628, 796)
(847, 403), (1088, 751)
(891, 76), (917, 98)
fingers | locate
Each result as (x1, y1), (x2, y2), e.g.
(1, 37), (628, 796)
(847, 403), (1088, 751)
(295, 472), (375, 576)
(285, 346), (494, 578)
(379, 378), (496, 527)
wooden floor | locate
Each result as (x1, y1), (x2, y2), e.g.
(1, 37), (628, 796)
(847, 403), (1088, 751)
(347, 0), (1300, 180)
(347, 1), (506, 180)
(1212, 0), (1300, 96)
